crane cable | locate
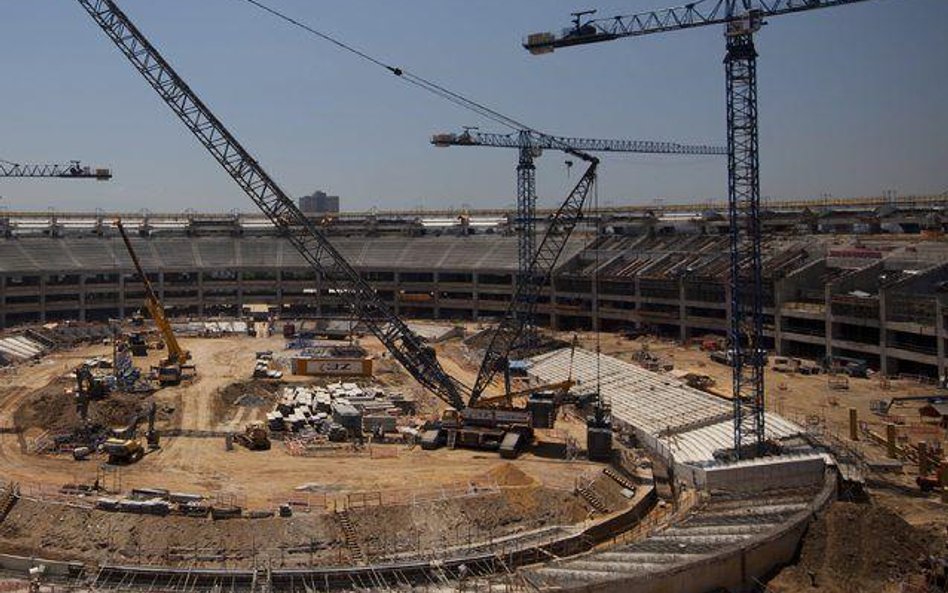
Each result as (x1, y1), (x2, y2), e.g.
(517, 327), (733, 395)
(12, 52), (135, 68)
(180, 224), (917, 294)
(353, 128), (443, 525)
(236, 0), (594, 161)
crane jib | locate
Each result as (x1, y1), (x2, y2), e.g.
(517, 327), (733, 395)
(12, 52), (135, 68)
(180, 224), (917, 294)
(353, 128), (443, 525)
(76, 0), (467, 409)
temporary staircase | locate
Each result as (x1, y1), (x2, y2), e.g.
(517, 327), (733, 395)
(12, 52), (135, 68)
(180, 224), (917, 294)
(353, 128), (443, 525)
(336, 509), (366, 564)
(0, 482), (20, 525)
(576, 484), (609, 514)
(603, 467), (637, 491)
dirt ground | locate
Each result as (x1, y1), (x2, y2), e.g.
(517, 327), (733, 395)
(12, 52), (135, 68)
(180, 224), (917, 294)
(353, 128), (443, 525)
(767, 502), (937, 593)
(557, 329), (948, 589)
(0, 497), (343, 568)
(0, 330), (618, 571)
(3, 322), (944, 578)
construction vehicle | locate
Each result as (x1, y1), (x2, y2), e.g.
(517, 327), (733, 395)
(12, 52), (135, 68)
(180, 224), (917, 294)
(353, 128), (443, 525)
(75, 363), (110, 400)
(110, 402), (160, 449)
(234, 423), (271, 451)
(78, 0), (595, 418)
(102, 437), (145, 464)
(423, 408), (534, 459)
(115, 219), (193, 385)
(128, 332), (148, 356)
(524, 0), (895, 462)
(433, 128), (724, 346)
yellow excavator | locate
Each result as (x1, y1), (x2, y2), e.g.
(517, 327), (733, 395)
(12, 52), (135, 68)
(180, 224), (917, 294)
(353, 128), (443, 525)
(115, 219), (193, 385)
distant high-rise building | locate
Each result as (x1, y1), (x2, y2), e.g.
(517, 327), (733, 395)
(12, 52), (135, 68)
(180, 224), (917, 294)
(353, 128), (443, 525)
(299, 190), (340, 214)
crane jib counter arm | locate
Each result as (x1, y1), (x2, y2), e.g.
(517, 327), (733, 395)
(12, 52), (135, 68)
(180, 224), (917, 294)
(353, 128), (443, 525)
(76, 0), (467, 409)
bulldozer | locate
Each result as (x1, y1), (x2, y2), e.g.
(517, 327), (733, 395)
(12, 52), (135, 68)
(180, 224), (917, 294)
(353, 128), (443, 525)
(234, 423), (271, 451)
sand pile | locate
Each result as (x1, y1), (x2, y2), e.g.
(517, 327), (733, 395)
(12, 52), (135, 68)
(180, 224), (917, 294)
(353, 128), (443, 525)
(486, 463), (535, 487)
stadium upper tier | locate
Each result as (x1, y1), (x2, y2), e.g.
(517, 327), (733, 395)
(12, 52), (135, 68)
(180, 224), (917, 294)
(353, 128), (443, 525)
(0, 235), (586, 274)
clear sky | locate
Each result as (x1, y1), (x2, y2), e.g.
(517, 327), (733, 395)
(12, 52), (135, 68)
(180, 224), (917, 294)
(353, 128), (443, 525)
(0, 0), (945, 213)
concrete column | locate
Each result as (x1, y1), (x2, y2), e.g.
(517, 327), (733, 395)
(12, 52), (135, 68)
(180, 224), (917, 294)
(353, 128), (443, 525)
(678, 279), (687, 344)
(824, 284), (833, 361)
(773, 278), (784, 356)
(235, 271), (243, 310)
(39, 275), (47, 323)
(0, 275), (6, 329)
(471, 273), (480, 321)
(393, 272), (401, 317)
(885, 423), (898, 459)
(635, 276), (643, 330)
(879, 287), (889, 376)
(849, 408), (858, 441)
(78, 275), (87, 322)
(118, 273), (127, 319)
(275, 269), (283, 313)
(197, 271), (205, 317)
(936, 296), (946, 381)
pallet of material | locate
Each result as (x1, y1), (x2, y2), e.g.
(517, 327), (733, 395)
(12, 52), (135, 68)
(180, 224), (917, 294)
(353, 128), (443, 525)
(210, 505), (243, 520)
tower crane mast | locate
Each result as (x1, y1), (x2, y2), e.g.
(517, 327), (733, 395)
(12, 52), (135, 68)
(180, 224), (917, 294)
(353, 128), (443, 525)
(74, 0), (469, 409)
(434, 128), (725, 353)
(470, 160), (597, 405)
(524, 0), (883, 458)
(0, 159), (111, 180)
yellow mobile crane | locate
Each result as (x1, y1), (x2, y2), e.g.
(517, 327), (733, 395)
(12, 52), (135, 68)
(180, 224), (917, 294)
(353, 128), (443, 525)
(115, 219), (192, 385)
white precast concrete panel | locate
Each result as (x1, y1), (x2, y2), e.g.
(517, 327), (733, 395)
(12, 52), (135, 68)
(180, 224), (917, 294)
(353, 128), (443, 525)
(529, 348), (731, 435)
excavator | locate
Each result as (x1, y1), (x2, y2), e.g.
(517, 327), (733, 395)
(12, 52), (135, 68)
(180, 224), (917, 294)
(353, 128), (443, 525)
(115, 219), (194, 385)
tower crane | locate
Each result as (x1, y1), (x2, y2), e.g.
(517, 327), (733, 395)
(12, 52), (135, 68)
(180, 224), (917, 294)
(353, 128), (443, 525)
(76, 0), (468, 408)
(115, 218), (192, 385)
(433, 128), (725, 350)
(523, 0), (888, 458)
(76, 0), (605, 413)
(0, 159), (111, 180)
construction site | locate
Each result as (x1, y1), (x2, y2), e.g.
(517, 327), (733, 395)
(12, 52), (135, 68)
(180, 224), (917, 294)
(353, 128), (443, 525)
(0, 1), (946, 592)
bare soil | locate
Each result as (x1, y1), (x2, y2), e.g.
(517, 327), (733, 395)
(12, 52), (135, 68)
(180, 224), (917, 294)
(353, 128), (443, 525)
(767, 502), (936, 593)
(0, 499), (342, 568)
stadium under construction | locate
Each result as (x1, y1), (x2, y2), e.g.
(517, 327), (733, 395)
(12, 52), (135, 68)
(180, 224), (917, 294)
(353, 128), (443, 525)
(1, 0), (946, 592)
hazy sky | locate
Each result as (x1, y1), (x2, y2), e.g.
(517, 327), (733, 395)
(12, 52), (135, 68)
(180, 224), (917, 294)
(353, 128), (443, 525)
(1, 0), (945, 213)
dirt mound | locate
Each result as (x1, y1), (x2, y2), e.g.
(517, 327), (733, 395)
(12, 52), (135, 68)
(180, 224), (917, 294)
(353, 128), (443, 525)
(219, 380), (283, 407)
(13, 378), (78, 432)
(486, 463), (535, 487)
(213, 380), (284, 424)
(768, 502), (933, 593)
(13, 378), (145, 433)
(91, 392), (146, 428)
